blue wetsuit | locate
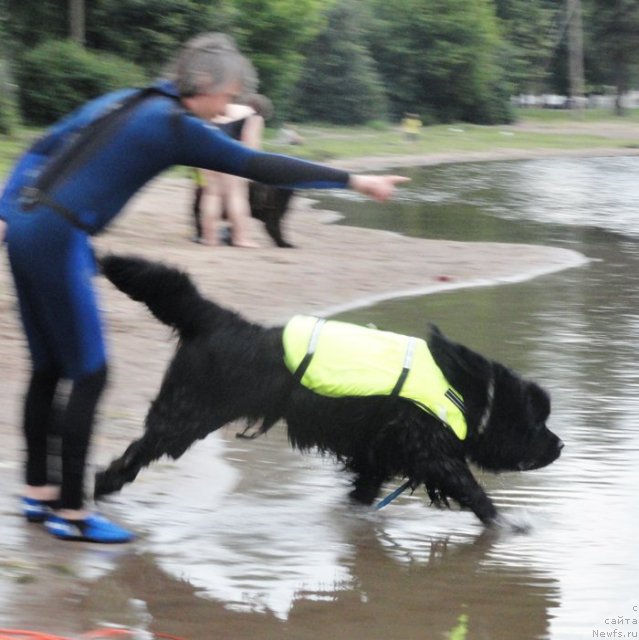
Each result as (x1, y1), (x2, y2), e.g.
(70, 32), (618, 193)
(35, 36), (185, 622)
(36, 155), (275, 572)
(1, 81), (349, 379)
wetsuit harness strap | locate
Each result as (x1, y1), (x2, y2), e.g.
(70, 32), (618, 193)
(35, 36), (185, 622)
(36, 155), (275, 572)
(20, 187), (96, 233)
(19, 86), (183, 234)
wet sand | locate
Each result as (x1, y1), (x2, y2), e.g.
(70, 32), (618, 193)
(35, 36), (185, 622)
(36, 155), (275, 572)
(0, 147), (605, 635)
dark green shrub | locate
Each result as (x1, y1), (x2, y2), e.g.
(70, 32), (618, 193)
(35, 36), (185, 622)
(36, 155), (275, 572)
(16, 39), (146, 125)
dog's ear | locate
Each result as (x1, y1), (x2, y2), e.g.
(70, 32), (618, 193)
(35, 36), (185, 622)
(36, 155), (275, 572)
(526, 383), (551, 424)
(428, 324), (488, 378)
(428, 323), (443, 337)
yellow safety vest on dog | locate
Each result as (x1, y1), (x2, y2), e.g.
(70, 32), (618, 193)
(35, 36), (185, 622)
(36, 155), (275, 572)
(282, 315), (467, 440)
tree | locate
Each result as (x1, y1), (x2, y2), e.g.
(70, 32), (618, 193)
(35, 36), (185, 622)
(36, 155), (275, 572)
(86, 0), (231, 75)
(5, 0), (229, 75)
(292, 1), (388, 124)
(230, 0), (328, 116)
(5, 0), (326, 120)
(6, 0), (86, 46)
(589, 0), (639, 114)
(368, 0), (513, 123)
(5, 0), (67, 52)
(69, 0), (85, 44)
(16, 39), (146, 125)
(495, 0), (559, 95)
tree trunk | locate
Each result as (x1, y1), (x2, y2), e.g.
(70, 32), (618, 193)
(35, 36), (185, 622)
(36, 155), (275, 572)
(69, 0), (85, 45)
(567, 0), (585, 109)
(614, 59), (626, 117)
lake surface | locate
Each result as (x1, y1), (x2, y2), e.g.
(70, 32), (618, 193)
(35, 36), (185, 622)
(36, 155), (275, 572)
(8, 156), (637, 639)
(329, 155), (639, 640)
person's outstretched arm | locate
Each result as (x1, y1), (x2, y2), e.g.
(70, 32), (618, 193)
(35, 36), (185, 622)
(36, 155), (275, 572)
(348, 174), (409, 202)
(175, 114), (409, 201)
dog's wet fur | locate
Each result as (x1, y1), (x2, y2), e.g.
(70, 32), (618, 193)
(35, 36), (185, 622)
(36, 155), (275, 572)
(95, 255), (563, 526)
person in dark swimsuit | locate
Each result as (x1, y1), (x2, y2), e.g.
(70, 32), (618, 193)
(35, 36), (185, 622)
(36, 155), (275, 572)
(196, 97), (268, 246)
(0, 33), (408, 543)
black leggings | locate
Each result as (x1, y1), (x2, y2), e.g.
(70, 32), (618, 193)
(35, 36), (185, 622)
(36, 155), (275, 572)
(192, 183), (204, 239)
(23, 365), (108, 510)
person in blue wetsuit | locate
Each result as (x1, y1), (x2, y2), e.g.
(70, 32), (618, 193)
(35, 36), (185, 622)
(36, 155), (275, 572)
(0, 33), (407, 543)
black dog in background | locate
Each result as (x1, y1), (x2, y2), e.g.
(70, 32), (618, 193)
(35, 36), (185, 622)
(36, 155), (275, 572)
(192, 180), (295, 248)
(95, 255), (563, 527)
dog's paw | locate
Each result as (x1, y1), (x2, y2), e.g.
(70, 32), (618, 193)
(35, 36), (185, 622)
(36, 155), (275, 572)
(348, 487), (378, 506)
(491, 512), (534, 534)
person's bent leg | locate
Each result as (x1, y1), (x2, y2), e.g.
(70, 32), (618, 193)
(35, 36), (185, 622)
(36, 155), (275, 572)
(22, 366), (62, 521)
(192, 184), (205, 242)
(200, 171), (223, 245)
(226, 177), (258, 248)
(59, 365), (108, 512)
(23, 367), (60, 488)
(45, 364), (134, 543)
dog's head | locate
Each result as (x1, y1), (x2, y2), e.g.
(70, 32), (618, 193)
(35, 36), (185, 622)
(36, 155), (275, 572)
(427, 326), (563, 473)
(467, 363), (563, 473)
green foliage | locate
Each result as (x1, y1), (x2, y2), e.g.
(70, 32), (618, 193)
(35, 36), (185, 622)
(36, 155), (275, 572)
(4, 0), (637, 129)
(292, 1), (388, 125)
(495, 0), (559, 95)
(588, 0), (639, 110)
(15, 39), (147, 126)
(5, 0), (327, 122)
(230, 0), (328, 116)
(5, 1), (231, 76)
(368, 0), (514, 124)
(5, 0), (68, 52)
(86, 0), (233, 75)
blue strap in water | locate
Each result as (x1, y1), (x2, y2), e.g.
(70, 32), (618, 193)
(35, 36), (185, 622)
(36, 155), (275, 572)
(375, 480), (412, 510)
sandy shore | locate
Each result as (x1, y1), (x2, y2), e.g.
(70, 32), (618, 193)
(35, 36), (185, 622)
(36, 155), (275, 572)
(0, 146), (610, 633)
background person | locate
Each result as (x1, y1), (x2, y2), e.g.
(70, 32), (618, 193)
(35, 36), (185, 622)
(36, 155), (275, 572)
(401, 112), (422, 142)
(277, 122), (304, 146)
(0, 32), (408, 543)
(196, 93), (272, 246)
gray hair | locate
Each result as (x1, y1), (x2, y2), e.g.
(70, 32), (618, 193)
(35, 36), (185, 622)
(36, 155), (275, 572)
(165, 33), (258, 97)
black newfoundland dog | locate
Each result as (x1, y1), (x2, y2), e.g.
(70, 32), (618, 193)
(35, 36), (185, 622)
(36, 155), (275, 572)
(192, 181), (295, 248)
(95, 255), (563, 527)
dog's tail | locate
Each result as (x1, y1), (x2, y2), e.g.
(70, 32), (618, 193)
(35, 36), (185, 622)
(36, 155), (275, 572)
(100, 254), (221, 338)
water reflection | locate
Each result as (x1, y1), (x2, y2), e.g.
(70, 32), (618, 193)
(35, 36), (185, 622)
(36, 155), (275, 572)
(86, 485), (561, 640)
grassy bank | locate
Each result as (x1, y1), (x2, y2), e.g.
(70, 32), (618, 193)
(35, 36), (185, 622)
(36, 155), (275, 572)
(263, 108), (639, 163)
(1, 108), (638, 177)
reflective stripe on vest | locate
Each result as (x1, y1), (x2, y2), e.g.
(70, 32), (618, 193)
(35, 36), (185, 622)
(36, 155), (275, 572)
(282, 315), (467, 440)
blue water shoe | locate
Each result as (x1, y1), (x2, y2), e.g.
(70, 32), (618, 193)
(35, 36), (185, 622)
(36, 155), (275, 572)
(44, 513), (135, 543)
(21, 497), (56, 523)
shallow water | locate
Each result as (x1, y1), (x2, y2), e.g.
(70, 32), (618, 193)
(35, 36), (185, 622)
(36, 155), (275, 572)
(5, 157), (639, 639)
(329, 156), (639, 639)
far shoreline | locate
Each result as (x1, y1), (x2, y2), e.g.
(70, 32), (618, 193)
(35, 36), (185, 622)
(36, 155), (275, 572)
(332, 144), (639, 173)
